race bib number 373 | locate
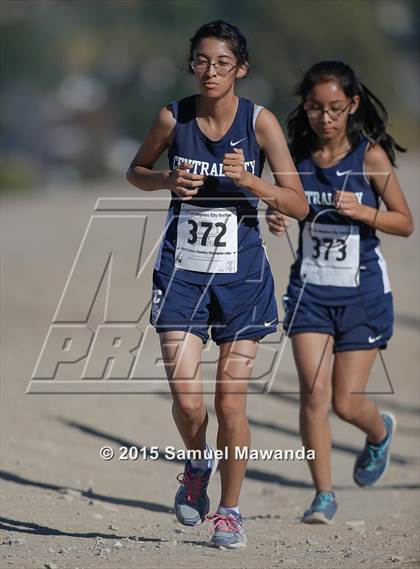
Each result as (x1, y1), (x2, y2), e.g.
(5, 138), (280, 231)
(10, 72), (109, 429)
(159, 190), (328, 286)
(300, 222), (360, 287)
(175, 204), (238, 273)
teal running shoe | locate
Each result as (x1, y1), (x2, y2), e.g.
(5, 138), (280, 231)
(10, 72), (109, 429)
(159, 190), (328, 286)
(353, 411), (396, 487)
(302, 491), (337, 524)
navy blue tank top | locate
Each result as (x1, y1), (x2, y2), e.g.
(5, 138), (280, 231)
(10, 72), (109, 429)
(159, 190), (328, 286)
(287, 135), (391, 305)
(154, 95), (269, 284)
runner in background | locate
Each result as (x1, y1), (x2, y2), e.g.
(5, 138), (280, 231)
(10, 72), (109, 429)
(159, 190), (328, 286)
(127, 20), (308, 547)
(266, 61), (414, 524)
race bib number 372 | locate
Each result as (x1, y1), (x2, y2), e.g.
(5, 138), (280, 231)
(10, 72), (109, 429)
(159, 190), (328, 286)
(175, 204), (238, 273)
(300, 222), (360, 287)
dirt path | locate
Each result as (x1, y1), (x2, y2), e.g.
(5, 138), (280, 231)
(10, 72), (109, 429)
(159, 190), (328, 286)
(1, 155), (419, 568)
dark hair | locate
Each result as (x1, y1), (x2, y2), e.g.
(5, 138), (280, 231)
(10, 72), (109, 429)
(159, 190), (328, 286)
(287, 61), (406, 166)
(188, 20), (249, 74)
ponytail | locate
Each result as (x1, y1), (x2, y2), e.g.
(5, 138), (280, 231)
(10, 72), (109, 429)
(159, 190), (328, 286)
(352, 80), (406, 166)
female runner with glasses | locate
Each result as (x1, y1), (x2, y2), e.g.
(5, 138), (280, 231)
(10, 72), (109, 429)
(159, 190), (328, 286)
(266, 61), (414, 524)
(127, 20), (308, 547)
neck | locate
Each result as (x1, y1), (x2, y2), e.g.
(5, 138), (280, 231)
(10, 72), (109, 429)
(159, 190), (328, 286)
(316, 131), (351, 155)
(196, 91), (238, 119)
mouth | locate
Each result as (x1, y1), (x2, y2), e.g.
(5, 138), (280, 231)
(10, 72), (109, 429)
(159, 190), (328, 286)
(204, 82), (218, 89)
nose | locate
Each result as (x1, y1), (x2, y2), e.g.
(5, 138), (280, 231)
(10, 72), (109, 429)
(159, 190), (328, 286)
(320, 110), (332, 125)
(204, 63), (218, 79)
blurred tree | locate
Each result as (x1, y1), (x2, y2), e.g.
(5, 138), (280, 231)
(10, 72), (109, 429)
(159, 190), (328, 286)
(0, 0), (418, 189)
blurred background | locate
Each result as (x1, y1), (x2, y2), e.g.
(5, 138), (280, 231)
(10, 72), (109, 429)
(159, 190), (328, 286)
(1, 5), (419, 567)
(1, 0), (419, 192)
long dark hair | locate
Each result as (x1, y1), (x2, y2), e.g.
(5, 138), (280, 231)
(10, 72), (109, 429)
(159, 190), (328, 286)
(287, 61), (406, 166)
(188, 20), (249, 73)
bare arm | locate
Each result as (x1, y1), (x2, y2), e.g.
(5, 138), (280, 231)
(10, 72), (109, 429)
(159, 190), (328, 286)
(223, 108), (309, 220)
(126, 105), (205, 198)
(333, 144), (414, 237)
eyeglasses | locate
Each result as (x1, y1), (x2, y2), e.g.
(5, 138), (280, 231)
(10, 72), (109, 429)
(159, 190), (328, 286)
(190, 60), (238, 77)
(304, 100), (353, 121)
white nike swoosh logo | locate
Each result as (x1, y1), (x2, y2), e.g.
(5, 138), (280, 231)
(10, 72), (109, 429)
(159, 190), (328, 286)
(230, 137), (247, 146)
(264, 319), (277, 327)
(368, 334), (382, 343)
(336, 170), (352, 176)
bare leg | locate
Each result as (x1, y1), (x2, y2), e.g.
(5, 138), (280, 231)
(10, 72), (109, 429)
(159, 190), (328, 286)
(332, 349), (387, 443)
(159, 331), (207, 451)
(292, 333), (334, 492)
(214, 339), (259, 507)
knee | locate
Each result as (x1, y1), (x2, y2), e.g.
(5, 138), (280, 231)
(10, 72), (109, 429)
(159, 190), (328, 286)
(172, 397), (204, 422)
(332, 395), (358, 422)
(300, 381), (331, 414)
(214, 395), (246, 429)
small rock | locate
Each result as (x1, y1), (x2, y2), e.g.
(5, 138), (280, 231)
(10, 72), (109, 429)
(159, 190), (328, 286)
(113, 540), (123, 549)
(58, 488), (81, 497)
(345, 520), (365, 529)
(45, 563), (58, 569)
(92, 513), (103, 519)
(47, 547), (55, 554)
(108, 523), (119, 530)
(57, 493), (74, 502)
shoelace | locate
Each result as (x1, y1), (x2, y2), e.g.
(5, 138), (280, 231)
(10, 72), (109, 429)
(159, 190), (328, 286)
(206, 512), (242, 534)
(176, 470), (206, 502)
(314, 493), (334, 509)
(364, 444), (386, 471)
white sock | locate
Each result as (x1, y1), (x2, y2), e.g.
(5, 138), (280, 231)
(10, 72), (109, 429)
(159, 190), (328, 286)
(218, 505), (240, 515)
(190, 442), (213, 471)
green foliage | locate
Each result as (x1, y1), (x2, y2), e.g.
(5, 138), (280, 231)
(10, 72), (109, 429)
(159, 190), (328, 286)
(0, 0), (417, 188)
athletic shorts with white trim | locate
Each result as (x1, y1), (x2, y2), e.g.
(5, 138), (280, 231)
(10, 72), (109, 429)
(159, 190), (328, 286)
(150, 265), (278, 345)
(282, 292), (393, 352)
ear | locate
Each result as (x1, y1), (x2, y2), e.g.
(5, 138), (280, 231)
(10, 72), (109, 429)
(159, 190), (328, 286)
(235, 62), (249, 80)
(349, 95), (360, 115)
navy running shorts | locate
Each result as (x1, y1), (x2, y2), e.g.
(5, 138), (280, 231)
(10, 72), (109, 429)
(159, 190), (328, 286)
(150, 266), (278, 345)
(282, 292), (393, 352)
